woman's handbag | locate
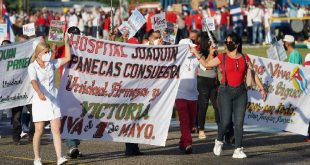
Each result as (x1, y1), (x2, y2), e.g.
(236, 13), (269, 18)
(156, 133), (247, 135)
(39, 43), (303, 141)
(242, 54), (256, 88)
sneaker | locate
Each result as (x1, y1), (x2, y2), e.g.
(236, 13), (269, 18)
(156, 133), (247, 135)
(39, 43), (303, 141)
(20, 132), (28, 139)
(232, 147), (247, 159)
(198, 130), (206, 139)
(57, 157), (68, 165)
(67, 147), (79, 159)
(33, 158), (42, 165)
(213, 139), (223, 156)
(185, 145), (192, 154)
(44, 124), (51, 129)
(77, 151), (83, 157)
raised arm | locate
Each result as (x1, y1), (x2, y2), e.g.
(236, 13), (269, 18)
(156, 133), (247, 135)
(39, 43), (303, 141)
(191, 47), (220, 68)
(59, 33), (71, 66)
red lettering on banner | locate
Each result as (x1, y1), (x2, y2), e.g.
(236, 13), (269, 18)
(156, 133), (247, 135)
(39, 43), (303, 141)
(87, 39), (96, 53)
(120, 46), (128, 57)
(95, 41), (104, 54)
(93, 122), (108, 138)
(268, 63), (291, 80)
(118, 123), (155, 140)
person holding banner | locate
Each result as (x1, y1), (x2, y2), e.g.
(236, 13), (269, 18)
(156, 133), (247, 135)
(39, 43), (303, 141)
(192, 33), (267, 158)
(175, 38), (203, 154)
(119, 30), (144, 156)
(28, 34), (71, 165)
(54, 26), (83, 159)
(304, 53), (310, 142)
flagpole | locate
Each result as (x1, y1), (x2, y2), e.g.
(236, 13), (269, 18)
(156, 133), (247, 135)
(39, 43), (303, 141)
(110, 0), (114, 31)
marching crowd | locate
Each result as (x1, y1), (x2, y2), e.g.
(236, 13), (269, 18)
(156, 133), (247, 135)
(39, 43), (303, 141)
(3, 1), (310, 45)
(0, 1), (309, 165)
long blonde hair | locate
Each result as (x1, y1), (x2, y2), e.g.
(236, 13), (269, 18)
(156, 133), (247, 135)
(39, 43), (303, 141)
(31, 42), (50, 63)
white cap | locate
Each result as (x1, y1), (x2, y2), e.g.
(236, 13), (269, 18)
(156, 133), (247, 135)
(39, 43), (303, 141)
(32, 38), (44, 51)
(179, 39), (196, 47)
(283, 35), (295, 43)
(167, 6), (173, 12)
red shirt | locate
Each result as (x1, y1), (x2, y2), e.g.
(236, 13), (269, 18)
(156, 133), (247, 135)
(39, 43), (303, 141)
(220, 12), (230, 26)
(146, 12), (155, 33)
(103, 17), (111, 30)
(166, 12), (177, 24)
(37, 16), (46, 26)
(217, 53), (250, 87)
(55, 46), (65, 77)
(193, 13), (203, 30)
(185, 15), (192, 30)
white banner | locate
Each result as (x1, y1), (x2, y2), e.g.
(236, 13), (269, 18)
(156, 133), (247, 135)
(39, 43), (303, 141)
(118, 9), (146, 38)
(0, 38), (36, 110)
(245, 55), (310, 135)
(202, 17), (216, 31)
(0, 24), (7, 39)
(59, 35), (188, 146)
(161, 22), (178, 44)
(151, 12), (167, 31)
(23, 23), (36, 37)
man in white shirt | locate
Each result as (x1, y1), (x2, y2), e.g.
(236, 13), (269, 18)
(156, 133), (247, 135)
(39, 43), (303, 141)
(250, 3), (264, 45)
(91, 7), (101, 38)
(175, 37), (202, 154)
(68, 9), (78, 29)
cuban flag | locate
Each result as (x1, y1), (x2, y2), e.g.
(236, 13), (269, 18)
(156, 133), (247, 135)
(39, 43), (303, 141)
(1, 0), (15, 42)
(229, 5), (243, 29)
(291, 67), (308, 94)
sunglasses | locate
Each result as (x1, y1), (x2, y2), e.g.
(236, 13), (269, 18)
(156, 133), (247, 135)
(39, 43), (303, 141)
(224, 41), (235, 45)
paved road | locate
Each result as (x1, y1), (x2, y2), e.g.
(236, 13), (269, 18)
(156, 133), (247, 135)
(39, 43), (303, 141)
(1, 118), (310, 165)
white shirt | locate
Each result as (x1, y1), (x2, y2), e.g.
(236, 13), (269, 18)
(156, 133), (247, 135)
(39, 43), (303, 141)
(92, 13), (100, 26)
(10, 15), (16, 24)
(176, 55), (200, 100)
(297, 8), (306, 18)
(68, 14), (78, 28)
(28, 59), (62, 122)
(246, 9), (253, 27)
(251, 7), (264, 23)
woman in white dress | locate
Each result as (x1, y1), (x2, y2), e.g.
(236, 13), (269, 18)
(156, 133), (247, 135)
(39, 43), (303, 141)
(28, 34), (71, 165)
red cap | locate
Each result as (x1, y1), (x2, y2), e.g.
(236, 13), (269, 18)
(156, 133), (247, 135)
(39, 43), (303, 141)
(127, 37), (139, 44)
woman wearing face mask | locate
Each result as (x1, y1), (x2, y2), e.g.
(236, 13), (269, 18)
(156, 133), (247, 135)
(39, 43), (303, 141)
(192, 33), (267, 158)
(28, 34), (71, 165)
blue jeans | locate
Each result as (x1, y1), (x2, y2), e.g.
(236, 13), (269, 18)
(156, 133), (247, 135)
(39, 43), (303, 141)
(217, 84), (247, 148)
(252, 22), (263, 44)
(92, 26), (98, 38)
(66, 139), (80, 149)
(220, 25), (228, 44)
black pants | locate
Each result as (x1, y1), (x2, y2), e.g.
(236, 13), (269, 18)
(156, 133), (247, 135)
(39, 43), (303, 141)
(197, 76), (219, 130)
(125, 143), (140, 154)
(11, 105), (34, 142)
(247, 26), (253, 44)
(217, 84), (247, 148)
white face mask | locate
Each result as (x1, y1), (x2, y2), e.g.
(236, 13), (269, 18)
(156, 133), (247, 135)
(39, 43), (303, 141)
(41, 51), (51, 62)
(153, 39), (160, 45)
